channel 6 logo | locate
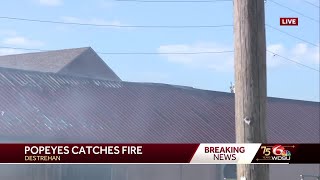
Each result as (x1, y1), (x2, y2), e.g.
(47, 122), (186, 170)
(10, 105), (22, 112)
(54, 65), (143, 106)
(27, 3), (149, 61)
(261, 145), (291, 161)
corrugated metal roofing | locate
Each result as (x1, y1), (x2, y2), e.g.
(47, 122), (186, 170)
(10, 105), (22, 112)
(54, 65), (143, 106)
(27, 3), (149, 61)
(0, 67), (319, 143)
(0, 47), (121, 81)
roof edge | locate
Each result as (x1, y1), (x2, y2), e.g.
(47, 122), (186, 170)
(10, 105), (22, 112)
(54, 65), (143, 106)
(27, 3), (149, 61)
(0, 66), (318, 104)
(0, 47), (91, 57)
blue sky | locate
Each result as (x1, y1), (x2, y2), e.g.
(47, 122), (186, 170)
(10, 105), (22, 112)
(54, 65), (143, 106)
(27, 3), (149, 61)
(0, 0), (319, 102)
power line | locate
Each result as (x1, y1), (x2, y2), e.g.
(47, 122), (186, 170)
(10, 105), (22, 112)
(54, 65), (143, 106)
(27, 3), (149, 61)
(0, 16), (232, 29)
(269, 0), (319, 23)
(0, 46), (45, 52)
(0, 16), (317, 46)
(115, 0), (231, 2)
(0, 46), (233, 55)
(302, 0), (320, 8)
(266, 24), (319, 47)
(267, 50), (320, 72)
(97, 51), (234, 54)
(0, 16), (318, 49)
(0, 46), (318, 72)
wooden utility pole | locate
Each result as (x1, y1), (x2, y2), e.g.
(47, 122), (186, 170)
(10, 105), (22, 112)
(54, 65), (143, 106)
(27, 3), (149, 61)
(234, 0), (269, 180)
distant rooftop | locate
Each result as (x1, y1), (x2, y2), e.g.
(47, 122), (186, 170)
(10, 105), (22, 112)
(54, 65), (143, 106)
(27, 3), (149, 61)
(0, 47), (121, 81)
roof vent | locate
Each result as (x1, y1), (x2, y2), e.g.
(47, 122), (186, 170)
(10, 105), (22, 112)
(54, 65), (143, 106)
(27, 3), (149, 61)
(230, 82), (235, 93)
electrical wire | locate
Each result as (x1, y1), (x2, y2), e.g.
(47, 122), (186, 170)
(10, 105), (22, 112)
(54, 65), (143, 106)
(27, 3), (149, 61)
(0, 46), (45, 52)
(269, 0), (319, 23)
(114, 0), (231, 2)
(0, 16), (232, 29)
(267, 50), (320, 72)
(0, 16), (317, 48)
(0, 46), (234, 55)
(97, 51), (234, 54)
(0, 46), (318, 72)
(266, 24), (319, 47)
(302, 0), (320, 8)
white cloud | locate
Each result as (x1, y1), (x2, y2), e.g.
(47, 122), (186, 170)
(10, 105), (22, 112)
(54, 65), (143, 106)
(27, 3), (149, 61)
(99, 0), (114, 9)
(0, 30), (17, 36)
(291, 43), (319, 64)
(158, 42), (319, 72)
(61, 16), (126, 28)
(0, 48), (24, 56)
(268, 43), (319, 65)
(158, 42), (234, 72)
(2, 36), (44, 47)
(267, 44), (286, 67)
(38, 0), (62, 6)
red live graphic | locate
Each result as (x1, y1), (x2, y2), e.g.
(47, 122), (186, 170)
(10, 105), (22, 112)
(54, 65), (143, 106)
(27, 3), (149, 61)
(280, 18), (298, 26)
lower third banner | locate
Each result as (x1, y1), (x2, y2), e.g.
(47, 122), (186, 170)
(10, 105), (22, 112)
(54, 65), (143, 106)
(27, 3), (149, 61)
(0, 143), (318, 164)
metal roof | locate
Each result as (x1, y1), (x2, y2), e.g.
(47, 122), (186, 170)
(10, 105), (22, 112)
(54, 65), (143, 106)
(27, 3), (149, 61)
(0, 47), (121, 81)
(0, 67), (319, 143)
(0, 47), (88, 72)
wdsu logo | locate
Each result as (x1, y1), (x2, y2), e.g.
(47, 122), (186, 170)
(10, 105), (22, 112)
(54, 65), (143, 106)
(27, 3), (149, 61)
(261, 145), (292, 161)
